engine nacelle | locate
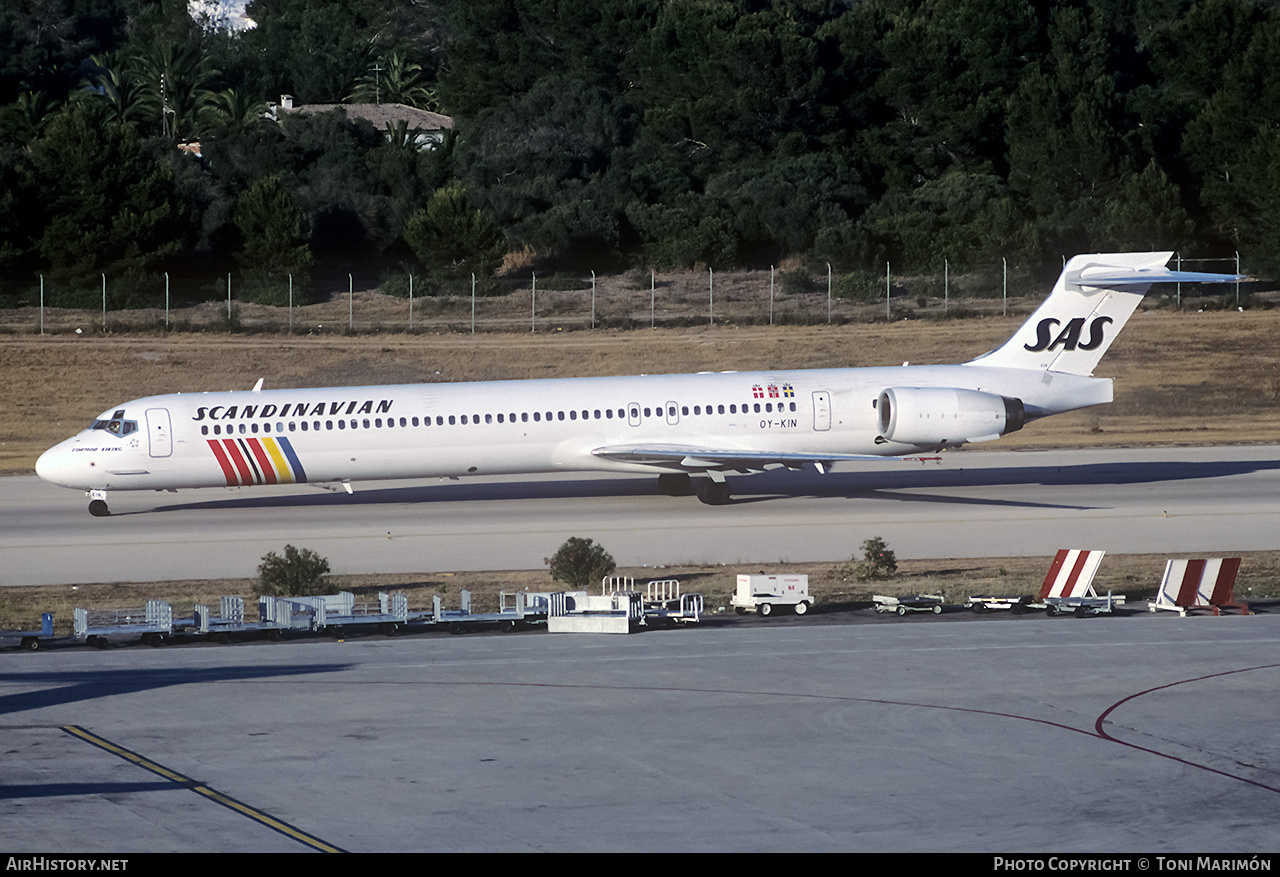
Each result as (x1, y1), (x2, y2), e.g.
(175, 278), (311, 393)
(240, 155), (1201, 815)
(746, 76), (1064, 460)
(877, 387), (1025, 446)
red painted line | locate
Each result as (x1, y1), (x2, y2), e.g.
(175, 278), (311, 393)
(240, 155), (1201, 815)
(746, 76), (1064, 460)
(1062, 550), (1091, 597)
(221, 439), (255, 485)
(1038, 549), (1069, 600)
(245, 438), (278, 485)
(1212, 558), (1242, 605)
(206, 440), (238, 486)
(1178, 558), (1207, 606)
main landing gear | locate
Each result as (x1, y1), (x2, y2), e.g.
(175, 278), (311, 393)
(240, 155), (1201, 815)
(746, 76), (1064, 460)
(657, 472), (732, 505)
(87, 490), (110, 517)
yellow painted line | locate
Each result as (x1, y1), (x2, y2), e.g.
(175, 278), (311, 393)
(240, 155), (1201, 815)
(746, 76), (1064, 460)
(261, 437), (295, 484)
(61, 725), (345, 853)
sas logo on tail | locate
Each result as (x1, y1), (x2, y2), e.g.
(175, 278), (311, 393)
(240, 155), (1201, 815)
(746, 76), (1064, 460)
(1024, 316), (1113, 352)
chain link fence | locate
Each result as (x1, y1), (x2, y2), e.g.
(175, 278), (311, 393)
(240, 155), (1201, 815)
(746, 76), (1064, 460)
(0, 256), (1259, 335)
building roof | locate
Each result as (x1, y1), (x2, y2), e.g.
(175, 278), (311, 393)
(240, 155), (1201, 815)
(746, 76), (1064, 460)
(280, 101), (453, 132)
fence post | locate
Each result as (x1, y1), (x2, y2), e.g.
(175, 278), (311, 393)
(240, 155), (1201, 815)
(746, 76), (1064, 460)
(471, 273), (476, 334)
(709, 267), (714, 325)
(165, 272), (170, 329)
(885, 263), (890, 320)
(348, 274), (353, 332)
(102, 274), (107, 330)
(827, 262), (832, 324)
(287, 274), (292, 332)
(409, 274), (414, 331)
(39, 275), (43, 335)
(531, 271), (536, 332)
(1002, 257), (1007, 317)
(650, 271), (655, 328)
(591, 270), (596, 329)
(227, 273), (232, 325)
(770, 265), (774, 326)
(944, 259), (948, 313)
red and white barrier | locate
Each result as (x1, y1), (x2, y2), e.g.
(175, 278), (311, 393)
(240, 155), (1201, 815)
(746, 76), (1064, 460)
(1150, 558), (1248, 616)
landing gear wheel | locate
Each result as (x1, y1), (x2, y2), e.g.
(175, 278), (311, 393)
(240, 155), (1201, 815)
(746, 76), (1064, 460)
(88, 500), (110, 517)
(696, 478), (732, 506)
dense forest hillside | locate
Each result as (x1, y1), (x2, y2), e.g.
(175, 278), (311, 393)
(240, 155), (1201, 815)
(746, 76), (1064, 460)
(1, 0), (1276, 306)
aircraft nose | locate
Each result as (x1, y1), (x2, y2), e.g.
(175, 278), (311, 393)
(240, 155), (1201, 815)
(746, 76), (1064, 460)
(35, 441), (78, 487)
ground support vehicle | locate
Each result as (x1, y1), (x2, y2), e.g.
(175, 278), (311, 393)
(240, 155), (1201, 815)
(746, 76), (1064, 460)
(731, 574), (811, 616)
(1044, 592), (1125, 617)
(75, 601), (174, 648)
(602, 577), (704, 627)
(0, 614), (56, 651)
(873, 594), (944, 615)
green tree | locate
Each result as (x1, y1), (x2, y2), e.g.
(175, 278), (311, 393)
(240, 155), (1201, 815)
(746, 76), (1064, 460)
(26, 102), (185, 290)
(232, 174), (312, 304)
(545, 537), (616, 590)
(856, 536), (898, 582)
(403, 183), (506, 291)
(256, 544), (331, 597)
(347, 52), (437, 108)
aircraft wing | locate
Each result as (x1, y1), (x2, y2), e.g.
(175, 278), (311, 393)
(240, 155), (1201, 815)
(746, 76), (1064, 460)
(590, 443), (892, 474)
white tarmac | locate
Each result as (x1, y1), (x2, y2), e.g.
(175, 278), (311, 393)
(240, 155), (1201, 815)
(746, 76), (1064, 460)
(3, 445), (1280, 585)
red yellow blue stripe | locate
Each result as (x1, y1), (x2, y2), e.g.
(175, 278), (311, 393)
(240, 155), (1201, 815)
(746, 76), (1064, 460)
(207, 436), (307, 486)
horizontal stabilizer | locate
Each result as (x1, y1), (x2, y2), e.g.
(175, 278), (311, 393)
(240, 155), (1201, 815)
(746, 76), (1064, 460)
(971, 252), (1243, 376)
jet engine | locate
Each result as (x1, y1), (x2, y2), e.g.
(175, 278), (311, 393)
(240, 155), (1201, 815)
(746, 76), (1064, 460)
(877, 387), (1025, 446)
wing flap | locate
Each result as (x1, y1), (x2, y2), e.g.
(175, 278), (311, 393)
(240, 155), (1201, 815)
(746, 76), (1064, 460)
(591, 443), (891, 473)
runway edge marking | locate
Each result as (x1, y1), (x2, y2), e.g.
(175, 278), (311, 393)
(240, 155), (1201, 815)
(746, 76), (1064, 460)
(60, 725), (347, 853)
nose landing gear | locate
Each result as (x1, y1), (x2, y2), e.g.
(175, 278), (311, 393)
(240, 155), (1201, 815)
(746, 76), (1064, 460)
(87, 490), (110, 517)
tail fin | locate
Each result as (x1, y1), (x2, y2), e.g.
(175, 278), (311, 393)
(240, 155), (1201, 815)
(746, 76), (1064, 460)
(970, 252), (1242, 376)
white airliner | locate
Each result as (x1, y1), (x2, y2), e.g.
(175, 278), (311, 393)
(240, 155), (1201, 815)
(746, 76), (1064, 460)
(37, 251), (1241, 516)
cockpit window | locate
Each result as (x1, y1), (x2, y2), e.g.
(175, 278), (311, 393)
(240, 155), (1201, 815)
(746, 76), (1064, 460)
(90, 409), (137, 437)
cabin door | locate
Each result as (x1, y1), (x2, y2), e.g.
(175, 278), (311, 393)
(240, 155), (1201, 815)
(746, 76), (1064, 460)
(812, 391), (831, 431)
(146, 408), (173, 457)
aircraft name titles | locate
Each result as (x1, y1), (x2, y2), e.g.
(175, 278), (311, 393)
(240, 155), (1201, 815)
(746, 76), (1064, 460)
(192, 399), (394, 422)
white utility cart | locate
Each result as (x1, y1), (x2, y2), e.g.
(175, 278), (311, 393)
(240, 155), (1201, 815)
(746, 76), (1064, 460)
(732, 574), (811, 616)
